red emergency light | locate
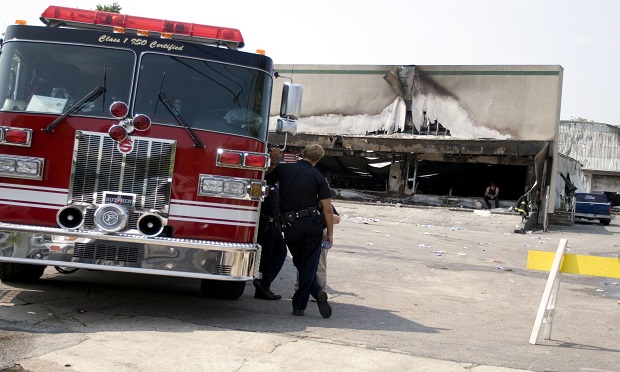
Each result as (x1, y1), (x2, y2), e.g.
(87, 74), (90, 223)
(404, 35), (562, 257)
(1, 127), (32, 147)
(108, 124), (128, 142)
(5, 128), (31, 145)
(245, 154), (268, 168)
(216, 149), (269, 171)
(40, 6), (245, 49)
(218, 151), (242, 166)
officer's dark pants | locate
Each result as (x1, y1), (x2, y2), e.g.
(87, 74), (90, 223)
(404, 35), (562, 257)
(283, 216), (324, 311)
(256, 222), (287, 288)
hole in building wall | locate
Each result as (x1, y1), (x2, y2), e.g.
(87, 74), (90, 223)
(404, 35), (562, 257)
(318, 156), (528, 200)
(411, 161), (527, 200)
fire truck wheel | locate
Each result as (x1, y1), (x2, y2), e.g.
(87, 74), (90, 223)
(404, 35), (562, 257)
(0, 263), (46, 283)
(200, 279), (246, 300)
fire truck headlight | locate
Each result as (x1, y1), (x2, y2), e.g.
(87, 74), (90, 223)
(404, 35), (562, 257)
(198, 175), (264, 200)
(201, 178), (224, 194)
(0, 158), (16, 172)
(223, 180), (246, 196)
(0, 155), (44, 179)
(16, 160), (41, 175)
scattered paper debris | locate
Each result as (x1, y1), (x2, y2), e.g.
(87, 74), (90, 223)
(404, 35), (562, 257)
(473, 210), (491, 217)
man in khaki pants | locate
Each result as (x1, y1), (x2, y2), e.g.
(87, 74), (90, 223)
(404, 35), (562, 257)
(296, 204), (340, 295)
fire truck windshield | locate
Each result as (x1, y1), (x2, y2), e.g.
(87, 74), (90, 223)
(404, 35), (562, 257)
(0, 39), (272, 141)
(0, 41), (133, 116)
(134, 53), (272, 141)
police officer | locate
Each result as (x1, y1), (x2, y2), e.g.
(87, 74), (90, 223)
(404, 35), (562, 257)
(253, 183), (287, 300)
(266, 144), (334, 318)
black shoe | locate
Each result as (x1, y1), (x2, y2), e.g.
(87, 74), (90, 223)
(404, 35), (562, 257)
(253, 280), (282, 300)
(254, 289), (282, 300)
(316, 290), (332, 318)
(292, 309), (305, 316)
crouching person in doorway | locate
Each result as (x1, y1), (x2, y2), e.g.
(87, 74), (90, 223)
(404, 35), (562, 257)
(484, 182), (500, 209)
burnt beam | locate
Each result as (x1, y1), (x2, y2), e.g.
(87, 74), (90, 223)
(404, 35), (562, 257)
(269, 133), (549, 157)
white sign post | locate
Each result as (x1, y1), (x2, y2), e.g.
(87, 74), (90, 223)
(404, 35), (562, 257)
(529, 238), (567, 345)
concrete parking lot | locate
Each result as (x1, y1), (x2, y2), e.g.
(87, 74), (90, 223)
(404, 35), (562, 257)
(1, 201), (618, 372)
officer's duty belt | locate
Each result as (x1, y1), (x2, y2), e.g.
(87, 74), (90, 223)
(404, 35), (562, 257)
(283, 206), (321, 224)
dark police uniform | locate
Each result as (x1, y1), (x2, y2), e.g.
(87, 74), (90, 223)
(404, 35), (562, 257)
(254, 185), (287, 299)
(266, 159), (332, 312)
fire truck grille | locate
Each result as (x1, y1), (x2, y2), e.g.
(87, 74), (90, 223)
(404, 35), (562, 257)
(211, 264), (232, 276)
(83, 208), (141, 230)
(70, 131), (176, 212)
(74, 242), (140, 263)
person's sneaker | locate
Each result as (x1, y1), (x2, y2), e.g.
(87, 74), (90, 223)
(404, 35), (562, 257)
(292, 309), (304, 316)
(316, 290), (332, 318)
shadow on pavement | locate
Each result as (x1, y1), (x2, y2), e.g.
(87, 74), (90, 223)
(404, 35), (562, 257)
(1, 271), (441, 336)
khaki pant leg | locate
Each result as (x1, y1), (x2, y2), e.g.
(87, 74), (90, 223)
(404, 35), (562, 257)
(315, 248), (328, 289)
(294, 248), (328, 291)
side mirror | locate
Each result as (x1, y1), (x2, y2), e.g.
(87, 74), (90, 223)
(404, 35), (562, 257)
(279, 82), (302, 120)
(277, 82), (302, 135)
(276, 118), (297, 135)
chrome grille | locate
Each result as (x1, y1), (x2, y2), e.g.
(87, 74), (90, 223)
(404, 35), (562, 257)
(211, 264), (232, 275)
(82, 208), (141, 230)
(70, 131), (175, 213)
(74, 242), (140, 263)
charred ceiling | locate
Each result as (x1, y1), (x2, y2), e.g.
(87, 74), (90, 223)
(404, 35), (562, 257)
(269, 132), (547, 200)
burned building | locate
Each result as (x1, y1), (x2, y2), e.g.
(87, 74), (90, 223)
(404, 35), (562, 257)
(269, 65), (564, 226)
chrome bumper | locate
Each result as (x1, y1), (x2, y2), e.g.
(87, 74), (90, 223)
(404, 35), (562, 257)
(574, 213), (612, 220)
(0, 222), (260, 281)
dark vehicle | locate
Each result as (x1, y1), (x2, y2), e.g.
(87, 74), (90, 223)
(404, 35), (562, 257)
(574, 193), (612, 226)
(602, 191), (620, 208)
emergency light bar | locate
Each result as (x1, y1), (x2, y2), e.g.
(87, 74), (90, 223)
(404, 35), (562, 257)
(40, 6), (245, 49)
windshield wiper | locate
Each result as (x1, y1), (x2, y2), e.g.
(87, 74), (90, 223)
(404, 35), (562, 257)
(42, 85), (106, 132)
(157, 91), (204, 148)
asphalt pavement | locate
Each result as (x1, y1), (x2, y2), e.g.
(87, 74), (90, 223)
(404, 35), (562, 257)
(1, 201), (618, 372)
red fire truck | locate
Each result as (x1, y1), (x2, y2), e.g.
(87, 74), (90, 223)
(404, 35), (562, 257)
(0, 6), (300, 299)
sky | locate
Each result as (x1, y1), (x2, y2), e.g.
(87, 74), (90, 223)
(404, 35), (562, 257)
(2, 0), (619, 125)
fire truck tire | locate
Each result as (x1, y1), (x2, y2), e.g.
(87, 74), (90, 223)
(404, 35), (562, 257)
(0, 263), (46, 283)
(200, 279), (246, 300)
